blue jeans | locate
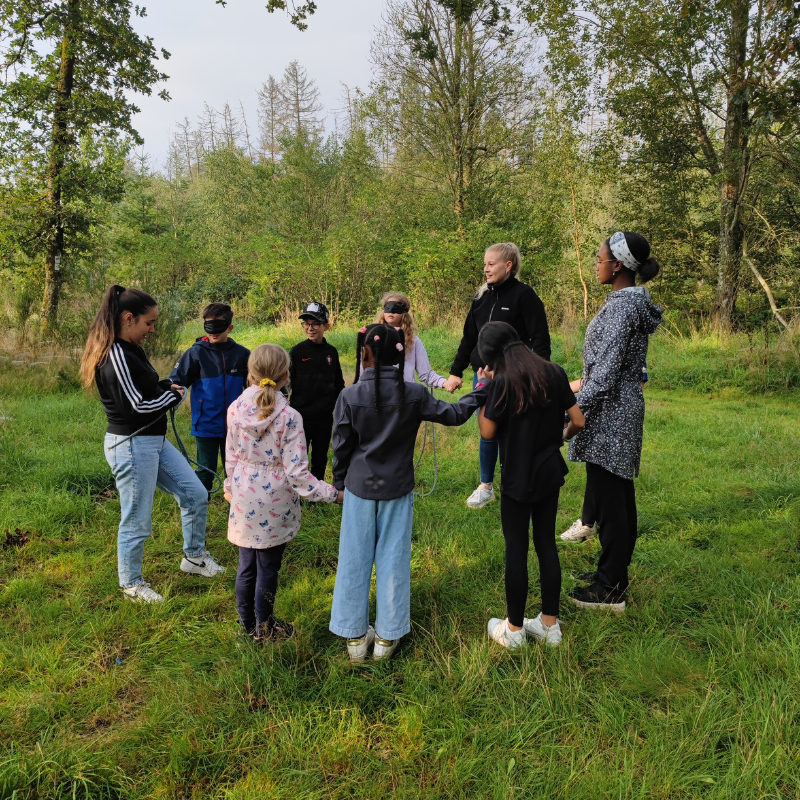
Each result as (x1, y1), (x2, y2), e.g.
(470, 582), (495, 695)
(330, 489), (415, 641)
(474, 373), (499, 484)
(104, 434), (209, 588)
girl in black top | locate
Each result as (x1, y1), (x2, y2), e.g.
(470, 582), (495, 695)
(477, 322), (585, 648)
(80, 285), (225, 604)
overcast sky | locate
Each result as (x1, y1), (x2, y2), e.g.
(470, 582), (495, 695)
(130, 0), (386, 165)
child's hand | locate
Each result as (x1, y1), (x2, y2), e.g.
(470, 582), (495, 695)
(477, 367), (494, 381)
(224, 491), (232, 503)
(444, 375), (462, 393)
(334, 490), (344, 504)
(171, 384), (186, 397)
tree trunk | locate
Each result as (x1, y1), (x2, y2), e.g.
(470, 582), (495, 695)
(714, 0), (750, 330)
(42, 0), (78, 332)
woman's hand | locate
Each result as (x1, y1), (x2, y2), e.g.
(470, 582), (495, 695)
(223, 491), (232, 503)
(334, 489), (344, 504)
(569, 378), (583, 393)
(444, 375), (462, 393)
(477, 366), (494, 381)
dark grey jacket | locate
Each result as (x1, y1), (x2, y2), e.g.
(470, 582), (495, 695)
(332, 367), (490, 500)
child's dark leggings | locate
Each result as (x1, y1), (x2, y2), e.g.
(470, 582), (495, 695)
(500, 490), (561, 626)
(236, 543), (288, 634)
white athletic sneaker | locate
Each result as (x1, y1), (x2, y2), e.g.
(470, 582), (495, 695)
(122, 582), (163, 604)
(467, 484), (495, 509)
(560, 519), (597, 542)
(373, 636), (399, 661)
(347, 626), (375, 663)
(487, 618), (526, 649)
(523, 614), (562, 646)
(180, 551), (226, 577)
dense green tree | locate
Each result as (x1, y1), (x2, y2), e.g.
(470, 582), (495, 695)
(0, 0), (169, 329)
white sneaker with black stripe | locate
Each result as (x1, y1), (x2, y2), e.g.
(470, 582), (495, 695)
(180, 551), (226, 577)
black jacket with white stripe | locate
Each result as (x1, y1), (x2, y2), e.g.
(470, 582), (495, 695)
(96, 338), (182, 436)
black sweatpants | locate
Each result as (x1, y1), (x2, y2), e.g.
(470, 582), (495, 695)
(500, 490), (562, 625)
(235, 543), (288, 634)
(580, 464), (596, 526)
(195, 436), (225, 492)
(303, 418), (333, 481)
(586, 462), (637, 592)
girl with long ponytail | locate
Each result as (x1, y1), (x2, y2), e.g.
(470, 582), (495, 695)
(223, 344), (342, 643)
(81, 285), (225, 605)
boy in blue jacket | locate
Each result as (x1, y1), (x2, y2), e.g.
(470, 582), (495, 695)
(170, 303), (250, 495)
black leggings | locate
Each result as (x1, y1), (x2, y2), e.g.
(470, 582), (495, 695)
(581, 464), (596, 526)
(586, 462), (637, 592)
(500, 490), (561, 625)
(235, 543), (288, 634)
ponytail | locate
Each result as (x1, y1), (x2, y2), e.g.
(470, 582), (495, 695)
(355, 323), (406, 413)
(248, 344), (290, 420)
(80, 284), (157, 389)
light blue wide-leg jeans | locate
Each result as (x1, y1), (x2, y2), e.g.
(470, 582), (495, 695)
(104, 434), (209, 588)
(329, 489), (415, 641)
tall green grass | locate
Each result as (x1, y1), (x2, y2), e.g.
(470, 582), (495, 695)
(1, 331), (800, 798)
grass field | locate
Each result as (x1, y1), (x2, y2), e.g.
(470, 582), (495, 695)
(1, 326), (800, 799)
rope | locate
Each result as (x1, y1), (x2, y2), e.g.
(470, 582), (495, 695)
(414, 387), (440, 498)
(107, 388), (222, 494)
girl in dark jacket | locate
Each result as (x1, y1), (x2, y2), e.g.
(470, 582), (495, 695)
(567, 232), (662, 612)
(445, 243), (551, 509)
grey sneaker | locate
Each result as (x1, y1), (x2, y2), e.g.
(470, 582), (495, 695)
(373, 636), (399, 661)
(560, 519), (597, 542)
(347, 626), (375, 663)
(180, 551), (226, 577)
(467, 484), (495, 509)
(523, 614), (562, 646)
(122, 582), (163, 604)
(487, 617), (526, 649)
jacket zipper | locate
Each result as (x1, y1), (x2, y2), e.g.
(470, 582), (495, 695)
(222, 349), (228, 435)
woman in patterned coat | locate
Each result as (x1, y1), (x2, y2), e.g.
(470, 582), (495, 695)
(567, 232), (663, 612)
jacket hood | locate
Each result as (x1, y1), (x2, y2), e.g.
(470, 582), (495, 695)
(236, 384), (285, 430)
(608, 287), (663, 334)
(194, 336), (239, 351)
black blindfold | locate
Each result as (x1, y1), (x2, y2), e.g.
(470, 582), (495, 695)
(204, 319), (230, 335)
(384, 301), (409, 315)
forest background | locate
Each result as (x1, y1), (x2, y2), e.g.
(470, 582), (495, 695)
(0, 0), (799, 348)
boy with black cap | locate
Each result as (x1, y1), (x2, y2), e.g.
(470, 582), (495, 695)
(170, 303), (250, 495)
(289, 301), (345, 480)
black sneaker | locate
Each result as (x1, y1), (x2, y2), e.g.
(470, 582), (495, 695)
(568, 582), (626, 613)
(574, 571), (598, 583)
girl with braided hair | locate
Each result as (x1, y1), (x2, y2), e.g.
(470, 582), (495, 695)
(477, 322), (585, 648)
(330, 324), (490, 662)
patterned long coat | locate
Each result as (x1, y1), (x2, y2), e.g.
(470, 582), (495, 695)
(224, 386), (337, 548)
(568, 287), (662, 479)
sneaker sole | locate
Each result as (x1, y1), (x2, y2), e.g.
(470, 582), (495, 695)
(568, 596), (626, 613)
(467, 497), (495, 509)
(560, 532), (596, 543)
(180, 564), (225, 577)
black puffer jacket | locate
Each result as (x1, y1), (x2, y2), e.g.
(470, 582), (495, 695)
(449, 277), (551, 377)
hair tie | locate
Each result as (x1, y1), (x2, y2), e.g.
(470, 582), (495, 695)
(260, 378), (276, 388)
(116, 286), (125, 296)
(374, 335), (380, 341)
(359, 326), (367, 334)
(396, 342), (403, 351)
(501, 340), (524, 354)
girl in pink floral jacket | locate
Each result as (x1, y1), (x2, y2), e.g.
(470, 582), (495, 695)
(224, 343), (342, 641)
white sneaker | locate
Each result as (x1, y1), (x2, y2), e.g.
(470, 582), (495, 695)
(347, 626), (375, 663)
(560, 519), (597, 542)
(180, 551), (226, 577)
(523, 614), (562, 646)
(373, 636), (399, 661)
(487, 618), (526, 649)
(467, 484), (495, 509)
(122, 582), (163, 604)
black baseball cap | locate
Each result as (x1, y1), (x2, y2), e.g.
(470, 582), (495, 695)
(299, 301), (329, 324)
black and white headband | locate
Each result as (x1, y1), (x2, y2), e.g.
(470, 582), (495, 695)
(609, 231), (641, 273)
